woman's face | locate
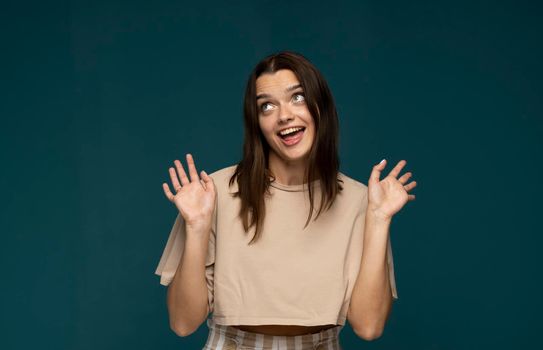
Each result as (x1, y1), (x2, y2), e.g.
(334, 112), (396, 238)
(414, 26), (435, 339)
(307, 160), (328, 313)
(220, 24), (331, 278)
(255, 69), (315, 165)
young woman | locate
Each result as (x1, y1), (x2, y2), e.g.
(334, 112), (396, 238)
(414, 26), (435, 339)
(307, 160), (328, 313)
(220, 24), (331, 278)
(155, 51), (417, 350)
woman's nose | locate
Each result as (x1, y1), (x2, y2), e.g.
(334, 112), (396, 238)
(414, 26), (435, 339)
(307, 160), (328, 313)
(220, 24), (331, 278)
(278, 108), (294, 124)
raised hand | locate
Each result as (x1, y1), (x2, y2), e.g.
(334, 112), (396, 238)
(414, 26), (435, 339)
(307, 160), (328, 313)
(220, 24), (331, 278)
(367, 159), (417, 220)
(162, 153), (216, 231)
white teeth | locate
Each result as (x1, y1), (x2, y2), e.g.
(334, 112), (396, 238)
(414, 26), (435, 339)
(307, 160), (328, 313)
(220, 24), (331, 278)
(279, 127), (303, 136)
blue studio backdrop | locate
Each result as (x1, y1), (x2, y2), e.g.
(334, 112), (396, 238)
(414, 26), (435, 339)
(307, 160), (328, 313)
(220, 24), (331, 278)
(1, 0), (542, 349)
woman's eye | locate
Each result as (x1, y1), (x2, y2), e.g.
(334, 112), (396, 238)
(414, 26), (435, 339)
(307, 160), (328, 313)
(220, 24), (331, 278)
(260, 94), (304, 112)
(293, 93), (305, 102)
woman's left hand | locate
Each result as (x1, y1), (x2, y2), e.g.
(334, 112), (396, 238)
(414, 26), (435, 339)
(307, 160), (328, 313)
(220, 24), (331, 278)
(367, 159), (417, 220)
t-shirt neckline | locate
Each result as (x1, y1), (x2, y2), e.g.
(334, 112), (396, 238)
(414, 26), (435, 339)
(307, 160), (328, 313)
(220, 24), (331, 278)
(269, 178), (321, 192)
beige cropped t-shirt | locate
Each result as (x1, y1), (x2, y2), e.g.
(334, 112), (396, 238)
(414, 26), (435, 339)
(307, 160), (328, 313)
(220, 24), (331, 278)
(155, 164), (398, 326)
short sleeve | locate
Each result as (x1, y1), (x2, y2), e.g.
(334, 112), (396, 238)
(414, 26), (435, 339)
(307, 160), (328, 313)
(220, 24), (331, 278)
(154, 209), (217, 313)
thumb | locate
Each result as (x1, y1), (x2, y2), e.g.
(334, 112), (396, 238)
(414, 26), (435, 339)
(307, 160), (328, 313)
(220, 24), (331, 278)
(369, 159), (386, 184)
(200, 170), (214, 191)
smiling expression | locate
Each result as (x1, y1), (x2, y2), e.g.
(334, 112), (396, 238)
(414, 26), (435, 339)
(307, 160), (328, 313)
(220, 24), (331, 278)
(256, 69), (315, 166)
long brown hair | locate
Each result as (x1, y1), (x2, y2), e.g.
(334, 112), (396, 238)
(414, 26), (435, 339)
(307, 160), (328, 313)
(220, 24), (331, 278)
(229, 51), (343, 244)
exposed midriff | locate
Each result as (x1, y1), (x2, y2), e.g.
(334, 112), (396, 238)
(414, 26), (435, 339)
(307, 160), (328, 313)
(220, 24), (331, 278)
(230, 324), (337, 336)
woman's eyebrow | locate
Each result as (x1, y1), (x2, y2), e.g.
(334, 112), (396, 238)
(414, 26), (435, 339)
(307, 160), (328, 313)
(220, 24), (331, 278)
(256, 84), (302, 100)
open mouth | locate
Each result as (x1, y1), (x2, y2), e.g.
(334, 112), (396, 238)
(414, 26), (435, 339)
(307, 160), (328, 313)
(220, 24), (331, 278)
(277, 127), (306, 146)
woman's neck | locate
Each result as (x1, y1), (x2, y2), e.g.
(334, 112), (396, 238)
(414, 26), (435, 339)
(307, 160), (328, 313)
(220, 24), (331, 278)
(268, 153), (308, 186)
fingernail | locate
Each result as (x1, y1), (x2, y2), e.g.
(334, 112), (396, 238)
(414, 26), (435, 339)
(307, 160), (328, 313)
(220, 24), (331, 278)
(379, 159), (386, 164)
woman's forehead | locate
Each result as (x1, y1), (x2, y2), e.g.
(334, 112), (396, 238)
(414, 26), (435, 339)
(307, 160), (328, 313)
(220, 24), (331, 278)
(256, 69), (300, 95)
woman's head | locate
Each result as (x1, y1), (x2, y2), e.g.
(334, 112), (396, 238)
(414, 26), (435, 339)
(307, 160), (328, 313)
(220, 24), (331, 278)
(243, 51), (339, 175)
(256, 68), (315, 167)
(230, 51), (343, 244)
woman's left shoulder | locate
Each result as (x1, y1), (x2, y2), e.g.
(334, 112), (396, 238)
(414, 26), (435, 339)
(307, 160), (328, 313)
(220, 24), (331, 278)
(334, 172), (369, 209)
(337, 171), (368, 193)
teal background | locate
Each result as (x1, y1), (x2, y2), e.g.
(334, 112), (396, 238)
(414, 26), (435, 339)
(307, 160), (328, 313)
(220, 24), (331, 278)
(1, 0), (541, 349)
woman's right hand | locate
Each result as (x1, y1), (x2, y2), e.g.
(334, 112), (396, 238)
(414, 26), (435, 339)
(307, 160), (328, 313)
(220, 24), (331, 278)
(162, 153), (216, 232)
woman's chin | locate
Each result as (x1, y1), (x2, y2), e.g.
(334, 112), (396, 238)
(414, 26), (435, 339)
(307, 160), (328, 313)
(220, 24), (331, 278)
(276, 150), (310, 163)
(269, 139), (312, 164)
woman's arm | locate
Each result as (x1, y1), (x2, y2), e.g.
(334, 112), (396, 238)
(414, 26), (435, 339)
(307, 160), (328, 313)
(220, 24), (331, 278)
(348, 158), (416, 340)
(161, 153), (217, 337)
(347, 212), (393, 341)
(167, 223), (212, 337)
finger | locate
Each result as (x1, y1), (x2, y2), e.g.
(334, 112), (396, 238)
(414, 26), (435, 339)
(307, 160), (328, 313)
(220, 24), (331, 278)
(398, 171), (412, 185)
(162, 183), (175, 202)
(186, 153), (200, 183)
(408, 194), (416, 201)
(388, 160), (407, 179)
(369, 159), (386, 184)
(174, 159), (190, 186)
(169, 166), (183, 191)
(404, 181), (417, 191)
(200, 170), (215, 192)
